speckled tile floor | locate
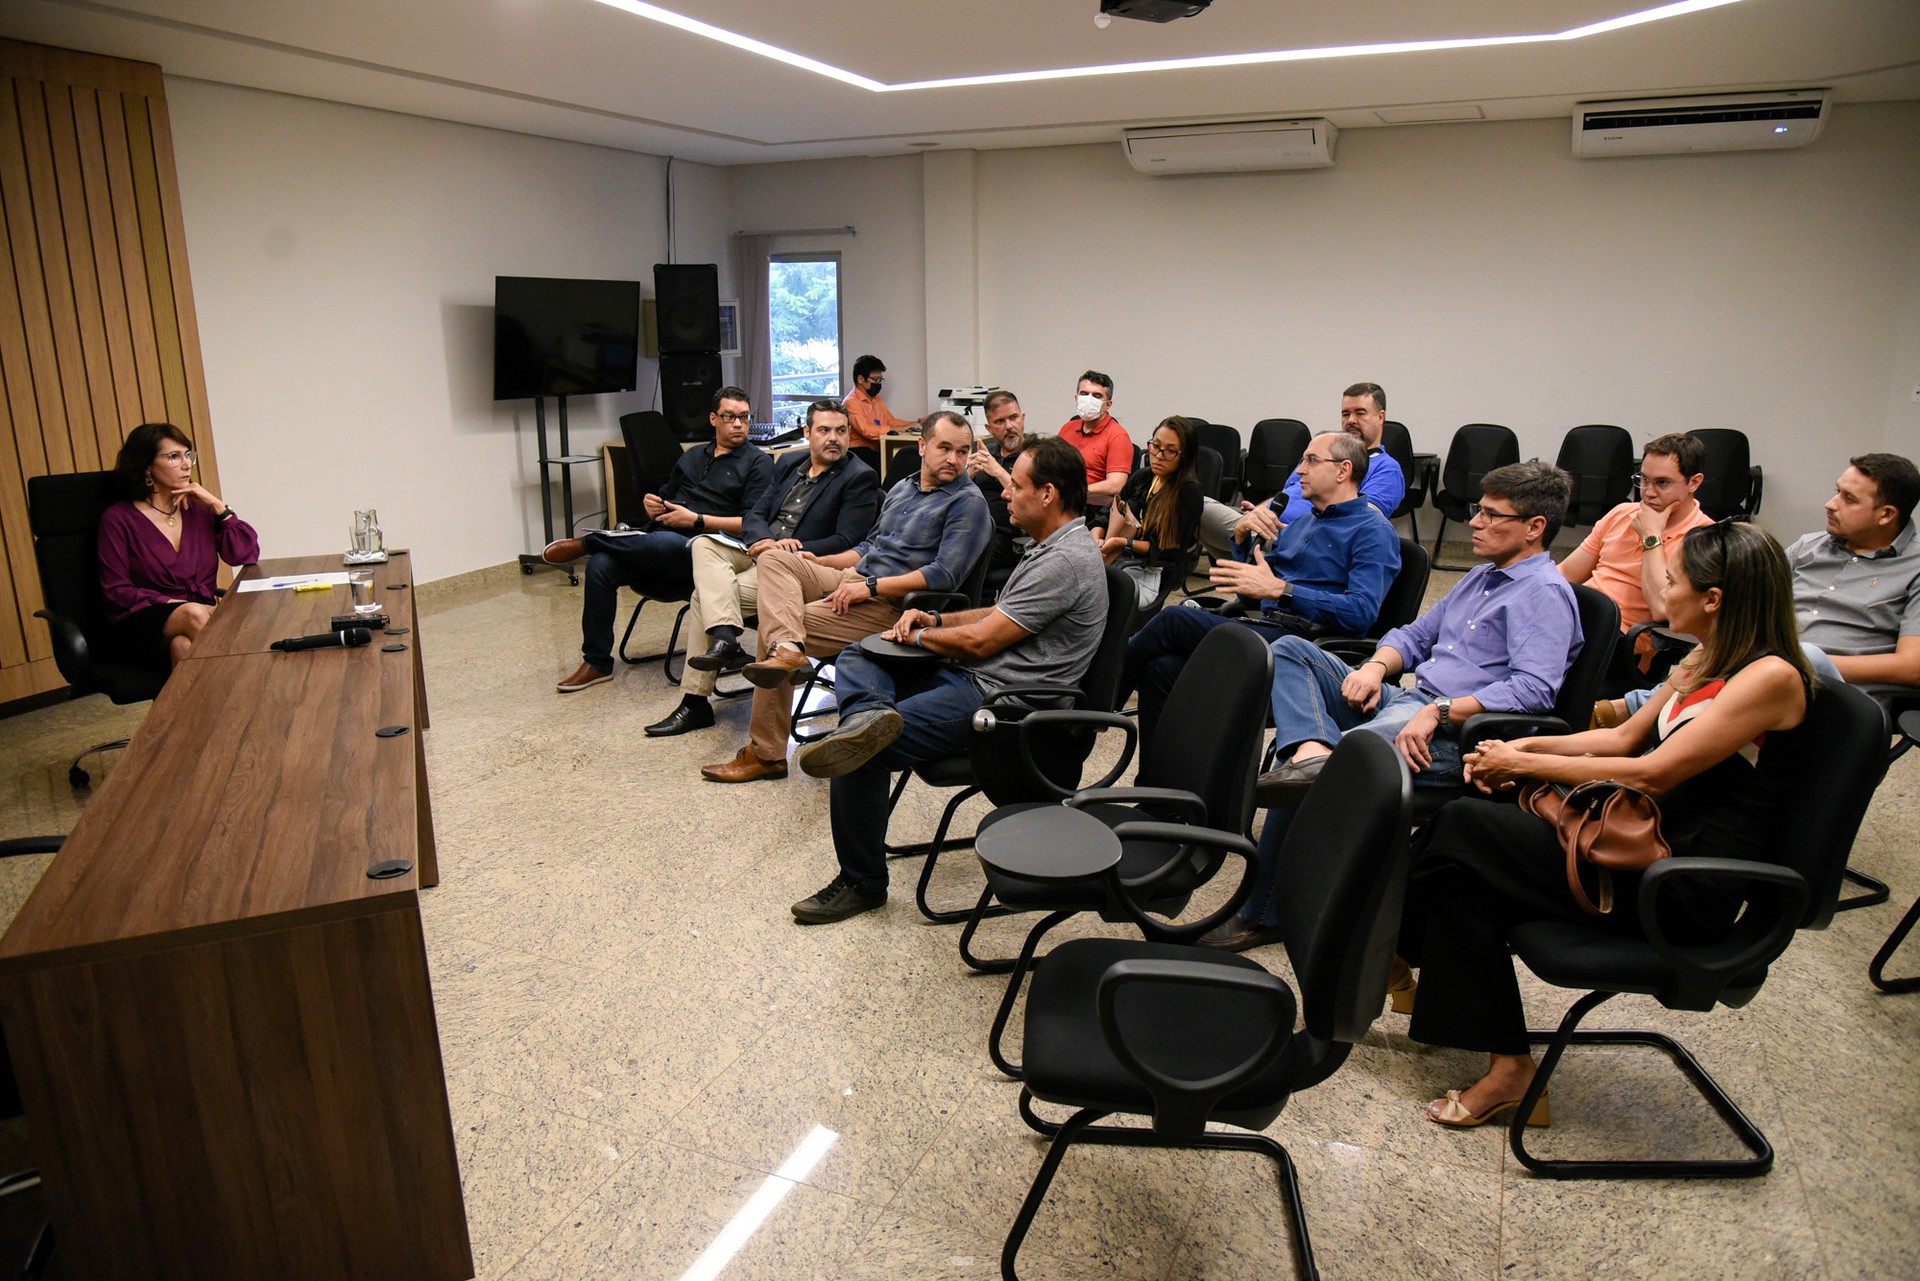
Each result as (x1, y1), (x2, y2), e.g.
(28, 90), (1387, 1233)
(1, 555), (1917, 1280)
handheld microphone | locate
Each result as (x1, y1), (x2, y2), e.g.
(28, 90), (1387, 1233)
(270, 627), (373, 653)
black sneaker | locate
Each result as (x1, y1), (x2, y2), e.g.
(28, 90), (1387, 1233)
(791, 873), (886, 924)
(796, 708), (905, 778)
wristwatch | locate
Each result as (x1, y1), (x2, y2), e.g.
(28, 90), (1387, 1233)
(217, 506), (236, 522)
(865, 574), (879, 597)
(1434, 697), (1453, 727)
(1640, 532), (1661, 551)
(695, 514), (706, 533)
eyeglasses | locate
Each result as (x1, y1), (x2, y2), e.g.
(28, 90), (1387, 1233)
(714, 411), (752, 425)
(1468, 503), (1527, 523)
(1147, 442), (1182, 458)
(1631, 472), (1685, 493)
(155, 450), (196, 466)
(1298, 453), (1343, 468)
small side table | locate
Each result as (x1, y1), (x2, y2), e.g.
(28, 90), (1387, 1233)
(976, 805), (1121, 882)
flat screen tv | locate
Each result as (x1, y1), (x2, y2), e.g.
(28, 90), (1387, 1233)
(493, 276), (641, 401)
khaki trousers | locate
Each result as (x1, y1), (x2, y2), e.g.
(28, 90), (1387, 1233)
(746, 547), (900, 760)
(683, 538), (759, 696)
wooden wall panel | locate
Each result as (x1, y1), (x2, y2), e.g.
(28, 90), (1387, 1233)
(0, 39), (222, 704)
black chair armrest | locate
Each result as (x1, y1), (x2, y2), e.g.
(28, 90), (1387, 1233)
(1068, 787), (1206, 822)
(1456, 713), (1572, 756)
(1746, 466), (1763, 518)
(1096, 956), (1295, 1139)
(977, 709), (1138, 800)
(1639, 858), (1808, 1008)
(903, 588), (970, 614)
(32, 607), (91, 688)
(983, 683), (1086, 709)
(1316, 637), (1380, 665)
(1105, 820), (1259, 941)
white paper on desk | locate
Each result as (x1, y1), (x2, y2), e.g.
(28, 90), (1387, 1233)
(235, 572), (353, 591)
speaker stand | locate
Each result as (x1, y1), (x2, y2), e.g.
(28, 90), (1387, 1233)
(517, 394), (600, 585)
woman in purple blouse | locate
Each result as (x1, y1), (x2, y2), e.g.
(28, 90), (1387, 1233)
(98, 422), (260, 666)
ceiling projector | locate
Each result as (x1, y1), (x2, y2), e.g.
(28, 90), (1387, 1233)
(1101, 1), (1212, 23)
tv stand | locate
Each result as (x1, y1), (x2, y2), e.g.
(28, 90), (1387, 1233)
(518, 394), (598, 584)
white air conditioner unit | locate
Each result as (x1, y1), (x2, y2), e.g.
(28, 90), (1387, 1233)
(1123, 119), (1337, 175)
(1572, 90), (1828, 158)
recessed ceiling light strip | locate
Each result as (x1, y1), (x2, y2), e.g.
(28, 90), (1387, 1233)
(590, 0), (1748, 93)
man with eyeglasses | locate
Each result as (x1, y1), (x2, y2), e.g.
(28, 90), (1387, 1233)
(1121, 432), (1400, 746)
(1198, 382), (1407, 559)
(642, 398), (880, 736)
(1559, 434), (1713, 646)
(845, 354), (918, 477)
(1204, 460), (1581, 952)
(548, 387), (773, 693)
(968, 390), (1031, 573)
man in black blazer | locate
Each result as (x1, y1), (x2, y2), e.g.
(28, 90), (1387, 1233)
(645, 398), (879, 736)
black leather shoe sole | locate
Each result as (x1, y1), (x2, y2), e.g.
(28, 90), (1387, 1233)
(644, 705), (716, 737)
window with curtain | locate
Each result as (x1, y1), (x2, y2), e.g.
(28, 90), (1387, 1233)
(768, 253), (842, 425)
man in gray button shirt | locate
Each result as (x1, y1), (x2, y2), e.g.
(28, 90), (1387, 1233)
(1789, 452), (1920, 695)
(788, 435), (1110, 925)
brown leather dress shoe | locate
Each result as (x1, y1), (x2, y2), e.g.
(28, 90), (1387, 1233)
(743, 648), (814, 689)
(542, 538), (586, 565)
(701, 745), (789, 783)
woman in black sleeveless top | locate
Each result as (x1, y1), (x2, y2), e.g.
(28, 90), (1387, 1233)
(1400, 521), (1814, 1129)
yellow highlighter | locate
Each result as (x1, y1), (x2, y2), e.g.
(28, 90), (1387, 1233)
(294, 583), (331, 592)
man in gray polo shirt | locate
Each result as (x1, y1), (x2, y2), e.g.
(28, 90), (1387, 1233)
(789, 435), (1110, 925)
(1789, 451), (1920, 696)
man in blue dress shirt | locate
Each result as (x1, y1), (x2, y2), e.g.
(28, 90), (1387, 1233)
(1122, 431), (1401, 746)
(1205, 459), (1582, 951)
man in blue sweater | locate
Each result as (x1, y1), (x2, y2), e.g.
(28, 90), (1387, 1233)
(1123, 431), (1401, 745)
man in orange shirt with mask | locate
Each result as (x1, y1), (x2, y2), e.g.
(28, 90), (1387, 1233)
(844, 354), (917, 477)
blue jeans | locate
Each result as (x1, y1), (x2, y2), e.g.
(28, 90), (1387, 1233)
(1123, 606), (1316, 748)
(578, 529), (694, 672)
(1242, 635), (1465, 927)
(828, 648), (985, 893)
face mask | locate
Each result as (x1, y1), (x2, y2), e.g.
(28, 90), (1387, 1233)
(867, 378), (883, 395)
(1076, 393), (1104, 422)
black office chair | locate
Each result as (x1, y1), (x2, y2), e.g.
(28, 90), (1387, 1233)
(890, 566), (1137, 922)
(1310, 537), (1432, 658)
(1243, 419), (1309, 504)
(1869, 705), (1920, 992)
(26, 471), (172, 788)
(1502, 679), (1886, 1178)
(1429, 423), (1520, 569)
(962, 624), (1271, 1017)
(1191, 445), (1223, 507)
(0, 836), (62, 1278)
(615, 411), (705, 672)
(1689, 429), (1763, 522)
(882, 444), (922, 490)
(1381, 419), (1424, 539)
(1194, 422), (1243, 503)
(997, 731), (1412, 1281)
(1555, 424), (1635, 529)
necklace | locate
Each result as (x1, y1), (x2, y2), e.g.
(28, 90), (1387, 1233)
(143, 497), (178, 528)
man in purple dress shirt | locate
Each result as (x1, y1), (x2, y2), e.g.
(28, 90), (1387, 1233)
(1203, 460), (1582, 951)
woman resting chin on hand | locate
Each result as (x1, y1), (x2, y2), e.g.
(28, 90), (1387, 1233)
(97, 422), (261, 668)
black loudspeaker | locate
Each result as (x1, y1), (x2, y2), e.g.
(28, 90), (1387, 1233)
(653, 263), (720, 353)
(660, 351), (723, 441)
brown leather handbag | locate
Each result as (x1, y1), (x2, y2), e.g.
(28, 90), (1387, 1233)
(1518, 779), (1671, 916)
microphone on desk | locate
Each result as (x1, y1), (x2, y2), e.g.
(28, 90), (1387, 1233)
(270, 627), (373, 653)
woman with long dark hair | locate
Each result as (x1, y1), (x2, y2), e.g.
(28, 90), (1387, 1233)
(1097, 414), (1203, 566)
(98, 422), (259, 666)
(1398, 520), (1812, 1128)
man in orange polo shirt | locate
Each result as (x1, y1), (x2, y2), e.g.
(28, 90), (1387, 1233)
(844, 354), (917, 477)
(1559, 433), (1713, 634)
(1056, 369), (1131, 522)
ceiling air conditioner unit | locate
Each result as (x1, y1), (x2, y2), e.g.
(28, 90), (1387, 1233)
(1123, 119), (1337, 175)
(1572, 90), (1828, 158)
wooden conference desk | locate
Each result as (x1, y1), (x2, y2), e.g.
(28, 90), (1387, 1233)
(0, 553), (472, 1280)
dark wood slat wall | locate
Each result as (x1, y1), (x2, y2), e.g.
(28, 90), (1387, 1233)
(0, 39), (224, 704)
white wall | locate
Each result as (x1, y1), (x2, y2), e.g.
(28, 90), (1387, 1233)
(169, 79), (727, 582)
(732, 103), (1920, 541)
(726, 155), (928, 417)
